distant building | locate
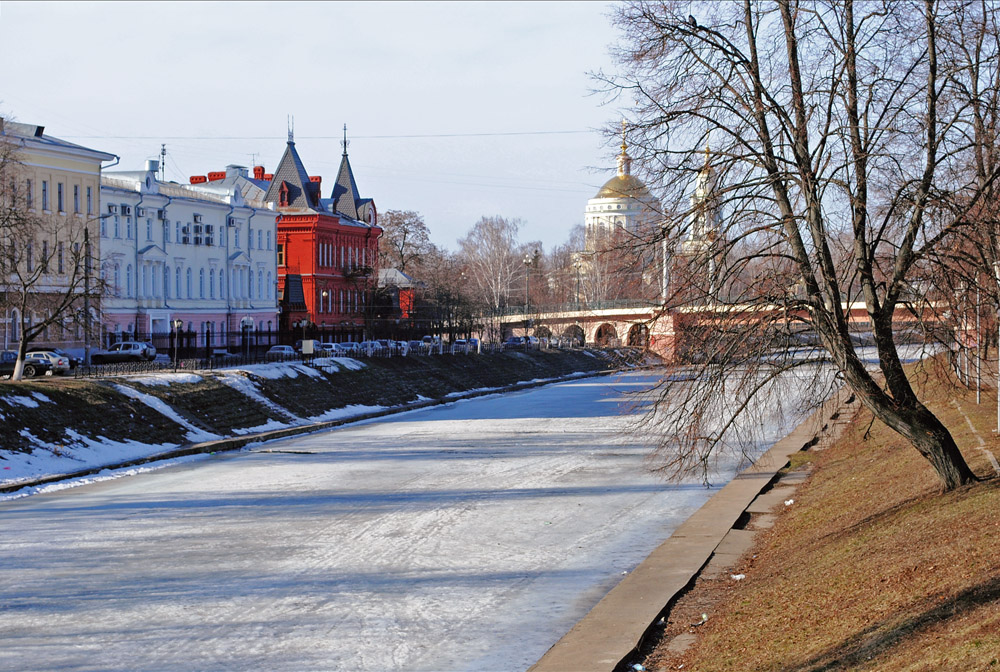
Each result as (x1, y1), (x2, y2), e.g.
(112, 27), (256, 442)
(100, 162), (279, 349)
(262, 129), (381, 342)
(0, 117), (116, 352)
(584, 125), (661, 253)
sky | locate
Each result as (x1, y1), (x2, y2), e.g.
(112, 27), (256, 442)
(0, 1), (626, 252)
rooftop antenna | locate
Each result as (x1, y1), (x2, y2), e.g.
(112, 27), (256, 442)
(159, 144), (166, 181)
(341, 123), (350, 156)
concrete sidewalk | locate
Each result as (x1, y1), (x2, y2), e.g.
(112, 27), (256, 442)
(529, 386), (856, 672)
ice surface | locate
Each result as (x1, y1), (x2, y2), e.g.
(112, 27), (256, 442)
(0, 370), (819, 672)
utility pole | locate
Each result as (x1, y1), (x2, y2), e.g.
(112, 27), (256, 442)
(83, 226), (91, 366)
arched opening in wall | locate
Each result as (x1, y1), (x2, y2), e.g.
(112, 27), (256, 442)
(534, 325), (552, 339)
(562, 324), (584, 346)
(595, 323), (618, 346)
(627, 323), (649, 347)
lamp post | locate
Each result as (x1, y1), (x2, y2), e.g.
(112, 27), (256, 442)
(240, 315), (253, 360)
(172, 318), (183, 371)
(573, 257), (582, 309)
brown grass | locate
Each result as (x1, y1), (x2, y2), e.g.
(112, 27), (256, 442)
(643, 358), (1000, 671)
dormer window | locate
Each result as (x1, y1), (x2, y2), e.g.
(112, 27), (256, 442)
(279, 181), (290, 207)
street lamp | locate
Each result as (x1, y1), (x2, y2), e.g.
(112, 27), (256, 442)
(573, 257), (583, 308)
(240, 315), (253, 360)
(172, 318), (183, 371)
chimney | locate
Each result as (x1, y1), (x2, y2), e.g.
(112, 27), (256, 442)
(263, 173), (273, 181)
(253, 165), (265, 180)
(145, 159), (159, 173)
(190, 175), (208, 184)
(207, 171), (226, 182)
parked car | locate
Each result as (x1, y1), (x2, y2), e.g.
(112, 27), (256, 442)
(450, 339), (468, 354)
(504, 336), (525, 348)
(467, 338), (480, 352)
(407, 340), (424, 353)
(526, 336), (540, 349)
(357, 341), (383, 355)
(91, 341), (156, 364)
(265, 345), (296, 361)
(0, 350), (52, 378)
(25, 350), (70, 374)
(28, 346), (82, 369)
(339, 341), (360, 353)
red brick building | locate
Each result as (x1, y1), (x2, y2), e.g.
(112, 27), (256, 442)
(263, 135), (381, 342)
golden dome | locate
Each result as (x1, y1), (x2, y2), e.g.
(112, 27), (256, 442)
(594, 174), (652, 200)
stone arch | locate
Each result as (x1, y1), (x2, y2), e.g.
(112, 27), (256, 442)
(594, 323), (618, 346)
(627, 323), (649, 347)
(534, 325), (552, 339)
(562, 324), (585, 346)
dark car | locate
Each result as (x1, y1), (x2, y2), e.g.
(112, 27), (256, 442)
(1, 350), (52, 378)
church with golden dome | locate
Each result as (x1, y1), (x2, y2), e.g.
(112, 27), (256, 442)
(584, 123), (661, 253)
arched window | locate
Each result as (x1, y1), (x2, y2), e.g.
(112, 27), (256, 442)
(126, 265), (133, 297)
(199, 269), (205, 298)
(186, 267), (192, 298)
(114, 265), (121, 297)
(164, 266), (171, 299)
(175, 267), (182, 298)
(209, 269), (215, 299)
(257, 270), (263, 300)
(267, 272), (272, 299)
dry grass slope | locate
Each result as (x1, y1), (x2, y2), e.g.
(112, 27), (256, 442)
(644, 358), (1000, 671)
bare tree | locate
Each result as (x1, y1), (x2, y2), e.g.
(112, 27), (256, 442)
(377, 209), (435, 276)
(1, 139), (98, 380)
(602, 0), (999, 490)
(458, 216), (523, 342)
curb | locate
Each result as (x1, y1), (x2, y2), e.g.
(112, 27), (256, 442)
(1, 366), (626, 495)
(528, 385), (857, 672)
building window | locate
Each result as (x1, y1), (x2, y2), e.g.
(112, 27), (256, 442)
(267, 271), (272, 299)
(114, 265), (121, 297)
(26, 179), (33, 208)
(41, 241), (49, 272)
(86, 187), (92, 214)
(57, 242), (64, 274)
(258, 230), (263, 250)
(248, 228), (253, 250)
(277, 243), (284, 266)
(209, 269), (216, 299)
(42, 181), (49, 210)
(26, 243), (33, 272)
(57, 183), (64, 212)
(186, 268), (192, 298)
(199, 269), (205, 298)
(267, 231), (272, 250)
(114, 215), (120, 238)
(164, 220), (170, 243)
(73, 185), (80, 214)
(165, 266), (171, 299)
(146, 219), (152, 241)
(126, 264), (133, 297)
(175, 267), (181, 298)
(126, 216), (132, 240)
(258, 270), (263, 299)
(234, 229), (240, 249)
(101, 216), (108, 238)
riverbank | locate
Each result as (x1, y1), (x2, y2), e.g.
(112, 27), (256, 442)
(637, 355), (1000, 671)
(0, 347), (644, 491)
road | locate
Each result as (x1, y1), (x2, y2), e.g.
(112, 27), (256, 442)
(0, 371), (811, 672)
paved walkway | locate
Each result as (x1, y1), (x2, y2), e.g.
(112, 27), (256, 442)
(529, 386), (856, 672)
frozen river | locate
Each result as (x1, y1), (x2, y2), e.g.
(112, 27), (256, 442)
(0, 371), (811, 672)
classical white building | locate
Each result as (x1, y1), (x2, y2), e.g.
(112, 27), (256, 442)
(99, 163), (279, 349)
(584, 128), (661, 253)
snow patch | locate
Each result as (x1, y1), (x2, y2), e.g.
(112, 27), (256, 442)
(112, 383), (221, 443)
(3, 394), (40, 408)
(308, 404), (386, 423)
(126, 373), (203, 386)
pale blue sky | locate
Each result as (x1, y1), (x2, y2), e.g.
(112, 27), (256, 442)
(0, 1), (625, 251)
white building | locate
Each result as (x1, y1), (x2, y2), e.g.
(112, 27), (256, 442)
(584, 127), (660, 252)
(99, 163), (279, 350)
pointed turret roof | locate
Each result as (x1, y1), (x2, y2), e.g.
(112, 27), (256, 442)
(331, 150), (362, 220)
(264, 138), (320, 211)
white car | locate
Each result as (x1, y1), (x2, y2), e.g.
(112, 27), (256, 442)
(25, 350), (71, 374)
(265, 345), (295, 361)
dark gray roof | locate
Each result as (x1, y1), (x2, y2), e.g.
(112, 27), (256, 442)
(282, 274), (307, 310)
(265, 141), (320, 211)
(331, 152), (361, 220)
